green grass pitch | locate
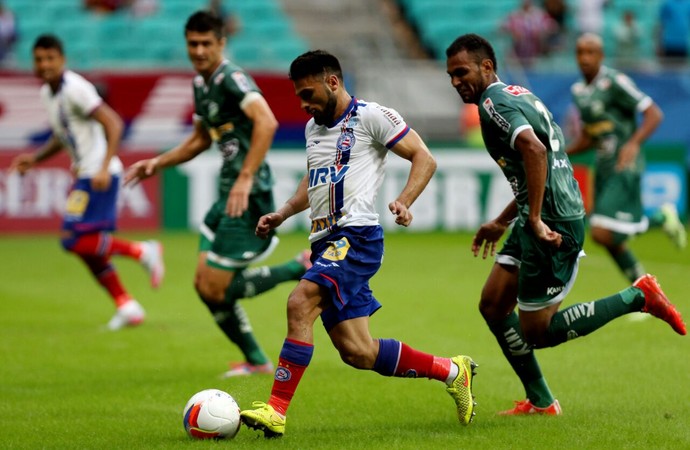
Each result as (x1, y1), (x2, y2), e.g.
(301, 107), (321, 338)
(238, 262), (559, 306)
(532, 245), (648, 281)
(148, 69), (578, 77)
(1, 229), (689, 449)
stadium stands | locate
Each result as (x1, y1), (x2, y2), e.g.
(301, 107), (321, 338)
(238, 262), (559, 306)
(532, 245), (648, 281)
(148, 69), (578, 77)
(5, 0), (309, 71)
(398, 0), (667, 71)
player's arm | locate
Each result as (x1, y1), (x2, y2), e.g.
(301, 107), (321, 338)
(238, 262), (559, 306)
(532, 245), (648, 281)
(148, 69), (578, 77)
(514, 128), (562, 247)
(388, 128), (437, 226)
(616, 102), (663, 170)
(256, 174), (309, 239)
(9, 135), (63, 175)
(227, 94), (279, 217)
(565, 128), (592, 156)
(90, 102), (124, 190)
(472, 200), (518, 259)
(124, 120), (212, 186)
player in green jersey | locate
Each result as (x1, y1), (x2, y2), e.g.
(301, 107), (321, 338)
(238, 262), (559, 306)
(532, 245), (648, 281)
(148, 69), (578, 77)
(125, 11), (310, 378)
(445, 33), (686, 416)
(567, 33), (686, 284)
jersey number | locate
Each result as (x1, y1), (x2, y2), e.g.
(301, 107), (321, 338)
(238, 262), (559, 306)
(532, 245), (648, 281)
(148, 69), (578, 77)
(534, 101), (560, 152)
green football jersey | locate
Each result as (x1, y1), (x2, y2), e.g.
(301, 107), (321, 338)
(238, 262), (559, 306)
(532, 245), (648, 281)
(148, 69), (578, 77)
(193, 60), (273, 196)
(479, 82), (585, 223)
(571, 66), (651, 177)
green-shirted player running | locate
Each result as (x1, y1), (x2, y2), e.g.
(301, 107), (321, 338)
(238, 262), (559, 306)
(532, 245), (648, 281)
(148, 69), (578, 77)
(567, 33), (686, 284)
(125, 11), (310, 378)
(445, 33), (686, 416)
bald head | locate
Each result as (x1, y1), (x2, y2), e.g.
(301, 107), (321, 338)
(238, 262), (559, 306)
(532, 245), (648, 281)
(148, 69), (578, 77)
(575, 33), (604, 82)
(576, 33), (603, 52)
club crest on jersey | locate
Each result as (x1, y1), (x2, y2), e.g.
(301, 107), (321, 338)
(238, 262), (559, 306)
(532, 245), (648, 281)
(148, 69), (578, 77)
(207, 101), (219, 120)
(503, 85), (531, 96)
(337, 130), (356, 151)
(323, 238), (351, 261)
(482, 98), (510, 133)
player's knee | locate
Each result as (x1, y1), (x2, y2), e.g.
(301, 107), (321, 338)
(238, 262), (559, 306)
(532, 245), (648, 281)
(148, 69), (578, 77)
(479, 296), (513, 322)
(590, 227), (610, 246)
(336, 341), (375, 369)
(522, 324), (551, 348)
(60, 234), (77, 252)
(195, 279), (225, 304)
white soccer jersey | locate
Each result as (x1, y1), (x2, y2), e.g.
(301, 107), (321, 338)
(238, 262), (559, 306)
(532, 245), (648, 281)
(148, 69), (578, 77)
(305, 97), (410, 242)
(40, 70), (123, 177)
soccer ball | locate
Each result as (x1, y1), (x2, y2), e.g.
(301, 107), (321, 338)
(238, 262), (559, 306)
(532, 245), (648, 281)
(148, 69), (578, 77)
(182, 389), (241, 439)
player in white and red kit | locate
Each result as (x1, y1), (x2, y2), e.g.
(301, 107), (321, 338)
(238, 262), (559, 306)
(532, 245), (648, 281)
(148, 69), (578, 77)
(9, 34), (163, 330)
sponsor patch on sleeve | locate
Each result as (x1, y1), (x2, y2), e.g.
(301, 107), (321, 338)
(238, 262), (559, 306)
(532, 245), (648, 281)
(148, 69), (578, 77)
(231, 71), (252, 93)
(482, 98), (510, 133)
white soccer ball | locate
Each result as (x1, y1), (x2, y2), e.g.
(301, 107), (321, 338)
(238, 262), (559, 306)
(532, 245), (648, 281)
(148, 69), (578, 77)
(182, 389), (241, 439)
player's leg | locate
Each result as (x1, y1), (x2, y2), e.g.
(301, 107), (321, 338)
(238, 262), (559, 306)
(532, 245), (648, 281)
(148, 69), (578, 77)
(224, 190), (310, 302)
(591, 226), (644, 283)
(590, 171), (648, 282)
(648, 203), (687, 249)
(63, 176), (164, 288)
(195, 253), (272, 372)
(240, 278), (325, 437)
(224, 249), (311, 302)
(67, 233), (164, 288)
(60, 178), (144, 329)
(519, 219), (686, 346)
(481, 227), (558, 414)
(327, 313), (477, 425)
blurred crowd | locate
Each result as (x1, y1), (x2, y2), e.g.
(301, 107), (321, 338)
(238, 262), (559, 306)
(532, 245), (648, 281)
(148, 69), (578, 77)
(500, 0), (690, 69)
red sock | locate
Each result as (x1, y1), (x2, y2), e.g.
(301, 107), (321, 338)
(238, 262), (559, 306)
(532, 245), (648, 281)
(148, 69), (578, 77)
(396, 343), (451, 382)
(71, 233), (142, 260)
(109, 236), (143, 259)
(79, 255), (131, 307)
(268, 339), (314, 416)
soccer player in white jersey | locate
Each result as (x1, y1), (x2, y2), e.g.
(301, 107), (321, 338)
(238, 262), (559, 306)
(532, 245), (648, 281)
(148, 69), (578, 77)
(240, 50), (477, 438)
(9, 34), (164, 331)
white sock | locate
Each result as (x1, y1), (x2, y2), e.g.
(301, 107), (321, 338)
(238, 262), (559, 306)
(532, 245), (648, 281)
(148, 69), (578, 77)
(445, 360), (459, 386)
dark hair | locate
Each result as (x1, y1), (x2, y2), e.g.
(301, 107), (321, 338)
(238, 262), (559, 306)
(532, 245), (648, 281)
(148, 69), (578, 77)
(33, 34), (64, 54)
(446, 33), (498, 72)
(289, 50), (343, 82)
(185, 10), (224, 40)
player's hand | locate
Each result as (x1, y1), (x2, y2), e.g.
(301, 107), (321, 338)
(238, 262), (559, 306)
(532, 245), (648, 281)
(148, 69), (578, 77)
(255, 212), (284, 239)
(616, 141), (640, 171)
(472, 220), (508, 259)
(9, 153), (36, 175)
(389, 200), (413, 227)
(91, 168), (112, 191)
(530, 218), (562, 248)
(225, 176), (252, 217)
(124, 158), (159, 186)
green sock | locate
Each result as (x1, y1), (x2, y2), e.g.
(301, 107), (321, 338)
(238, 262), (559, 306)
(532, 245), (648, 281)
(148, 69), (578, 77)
(226, 260), (305, 300)
(544, 287), (645, 346)
(488, 311), (555, 407)
(648, 211), (665, 228)
(207, 301), (268, 365)
(611, 248), (645, 282)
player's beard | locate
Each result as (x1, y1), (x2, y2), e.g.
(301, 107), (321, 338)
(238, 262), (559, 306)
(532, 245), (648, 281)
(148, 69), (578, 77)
(312, 92), (338, 126)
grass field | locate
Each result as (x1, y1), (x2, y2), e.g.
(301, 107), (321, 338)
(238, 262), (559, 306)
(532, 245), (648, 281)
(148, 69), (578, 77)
(1, 229), (689, 449)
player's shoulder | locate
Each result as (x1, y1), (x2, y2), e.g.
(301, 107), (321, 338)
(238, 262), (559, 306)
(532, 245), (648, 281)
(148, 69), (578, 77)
(62, 70), (95, 91)
(484, 82), (533, 103)
(355, 98), (405, 126)
(481, 82), (533, 113)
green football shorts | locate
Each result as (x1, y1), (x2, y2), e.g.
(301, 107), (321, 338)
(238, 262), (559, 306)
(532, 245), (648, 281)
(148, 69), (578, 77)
(496, 218), (586, 311)
(198, 190), (278, 271)
(590, 169), (648, 235)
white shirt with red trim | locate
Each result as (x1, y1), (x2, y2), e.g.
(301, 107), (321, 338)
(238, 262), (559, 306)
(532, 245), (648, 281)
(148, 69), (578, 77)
(40, 70), (123, 177)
